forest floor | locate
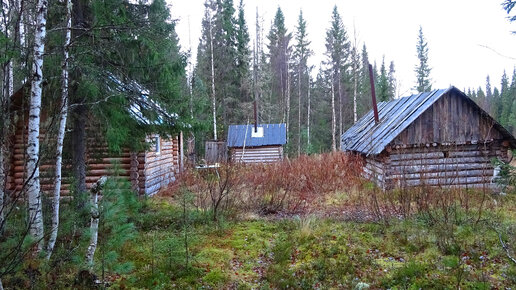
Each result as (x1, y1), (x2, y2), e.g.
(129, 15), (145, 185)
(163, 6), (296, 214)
(114, 191), (516, 289)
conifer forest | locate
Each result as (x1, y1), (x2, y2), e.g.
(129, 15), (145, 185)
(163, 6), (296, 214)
(1, 0), (516, 288)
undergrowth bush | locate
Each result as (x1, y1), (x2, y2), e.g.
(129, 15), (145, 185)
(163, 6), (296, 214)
(164, 152), (363, 216)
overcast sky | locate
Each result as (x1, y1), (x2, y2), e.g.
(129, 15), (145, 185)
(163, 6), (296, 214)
(169, 0), (516, 97)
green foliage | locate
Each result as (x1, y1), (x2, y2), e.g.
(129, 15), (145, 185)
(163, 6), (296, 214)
(414, 26), (432, 93)
(96, 177), (139, 276)
(494, 153), (516, 194)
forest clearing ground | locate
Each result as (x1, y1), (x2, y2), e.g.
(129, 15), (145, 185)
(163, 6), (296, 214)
(114, 191), (516, 289)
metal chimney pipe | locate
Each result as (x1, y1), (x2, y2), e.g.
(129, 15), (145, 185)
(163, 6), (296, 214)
(368, 63), (379, 124)
(253, 100), (258, 132)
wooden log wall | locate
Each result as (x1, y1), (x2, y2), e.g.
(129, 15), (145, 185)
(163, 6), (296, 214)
(230, 146), (283, 163)
(362, 155), (387, 189)
(141, 135), (180, 195)
(383, 142), (508, 189)
(6, 120), (61, 194)
(7, 118), (180, 196)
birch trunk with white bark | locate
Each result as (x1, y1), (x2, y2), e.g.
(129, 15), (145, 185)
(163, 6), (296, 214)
(0, 65), (10, 235)
(337, 67), (342, 148)
(46, 0), (72, 260)
(85, 177), (106, 268)
(297, 62), (301, 156)
(352, 25), (358, 123)
(331, 73), (336, 152)
(209, 14), (217, 141)
(307, 73), (311, 148)
(353, 60), (358, 123)
(286, 58), (290, 145)
(27, 0), (48, 251)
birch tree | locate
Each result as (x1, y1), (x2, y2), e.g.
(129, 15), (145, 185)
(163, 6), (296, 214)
(351, 24), (359, 123)
(26, 0), (48, 251)
(307, 71), (311, 148)
(267, 7), (291, 127)
(46, 0), (72, 260)
(325, 6), (349, 150)
(209, 11), (217, 140)
(331, 70), (336, 152)
(85, 177), (106, 268)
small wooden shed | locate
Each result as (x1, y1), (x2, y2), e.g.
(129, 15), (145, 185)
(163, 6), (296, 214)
(5, 85), (182, 196)
(341, 87), (516, 189)
(227, 123), (286, 163)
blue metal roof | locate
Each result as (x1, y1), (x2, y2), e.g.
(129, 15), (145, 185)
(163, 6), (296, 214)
(227, 123), (287, 147)
(340, 86), (515, 156)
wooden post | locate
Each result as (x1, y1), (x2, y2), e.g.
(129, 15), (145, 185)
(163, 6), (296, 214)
(130, 152), (139, 192)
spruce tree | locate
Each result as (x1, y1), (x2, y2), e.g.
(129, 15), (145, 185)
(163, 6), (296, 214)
(414, 26), (432, 92)
(267, 7), (292, 129)
(388, 61), (396, 99)
(486, 75), (493, 115)
(377, 57), (390, 102)
(358, 44), (372, 117)
(235, 0), (250, 103)
(293, 10), (312, 155)
(500, 70), (510, 126)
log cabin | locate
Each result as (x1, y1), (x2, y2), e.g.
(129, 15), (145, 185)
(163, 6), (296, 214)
(341, 87), (516, 190)
(227, 123), (286, 163)
(5, 84), (182, 196)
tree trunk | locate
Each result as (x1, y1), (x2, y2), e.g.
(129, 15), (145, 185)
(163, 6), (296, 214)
(85, 177), (106, 268)
(307, 73), (311, 148)
(331, 72), (336, 152)
(18, 0), (25, 49)
(47, 0), (72, 260)
(70, 0), (89, 207)
(0, 66), (10, 236)
(72, 104), (87, 207)
(285, 55), (290, 146)
(297, 62), (301, 156)
(353, 60), (358, 123)
(27, 0), (48, 252)
(209, 14), (217, 141)
(352, 26), (358, 123)
(0, 1), (13, 237)
(337, 67), (342, 148)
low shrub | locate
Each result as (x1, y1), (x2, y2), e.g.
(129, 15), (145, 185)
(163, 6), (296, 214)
(164, 152), (364, 216)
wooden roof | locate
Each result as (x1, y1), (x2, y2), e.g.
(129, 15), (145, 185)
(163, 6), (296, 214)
(341, 87), (516, 156)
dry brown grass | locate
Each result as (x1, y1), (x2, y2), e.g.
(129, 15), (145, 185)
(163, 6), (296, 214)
(163, 152), (502, 223)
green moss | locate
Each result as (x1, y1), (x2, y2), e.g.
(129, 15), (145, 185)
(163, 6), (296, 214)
(196, 248), (232, 266)
(203, 268), (229, 286)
